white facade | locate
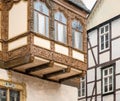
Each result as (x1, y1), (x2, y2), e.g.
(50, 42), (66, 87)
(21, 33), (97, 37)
(78, 0), (120, 101)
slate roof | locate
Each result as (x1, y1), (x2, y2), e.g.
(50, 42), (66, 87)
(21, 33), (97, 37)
(68, 0), (90, 13)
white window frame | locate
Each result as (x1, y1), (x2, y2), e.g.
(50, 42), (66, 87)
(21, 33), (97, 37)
(99, 24), (110, 52)
(102, 66), (114, 94)
(78, 77), (86, 97)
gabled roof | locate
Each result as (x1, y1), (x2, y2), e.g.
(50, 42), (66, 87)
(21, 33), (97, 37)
(68, 0), (90, 13)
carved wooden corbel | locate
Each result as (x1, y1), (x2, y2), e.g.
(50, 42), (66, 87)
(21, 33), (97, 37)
(0, 0), (20, 11)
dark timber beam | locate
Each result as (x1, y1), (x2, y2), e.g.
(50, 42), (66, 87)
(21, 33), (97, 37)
(43, 68), (70, 79)
(25, 61), (54, 74)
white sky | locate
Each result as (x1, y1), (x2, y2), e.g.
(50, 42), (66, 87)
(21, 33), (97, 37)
(82, 0), (97, 10)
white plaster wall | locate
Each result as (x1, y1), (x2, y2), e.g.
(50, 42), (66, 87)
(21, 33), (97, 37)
(88, 30), (98, 48)
(116, 75), (120, 89)
(103, 94), (113, 101)
(87, 97), (95, 101)
(88, 50), (95, 68)
(111, 18), (120, 39)
(97, 81), (101, 94)
(55, 44), (68, 56)
(112, 38), (120, 59)
(87, 69), (95, 82)
(0, 68), (9, 80)
(88, 47), (98, 68)
(116, 60), (120, 74)
(97, 67), (101, 80)
(9, 1), (27, 39)
(11, 71), (78, 101)
(72, 50), (84, 61)
(34, 36), (51, 50)
(116, 91), (120, 101)
(93, 47), (98, 64)
(8, 37), (27, 51)
(99, 51), (110, 64)
(87, 83), (95, 96)
(87, 0), (120, 30)
(97, 96), (101, 101)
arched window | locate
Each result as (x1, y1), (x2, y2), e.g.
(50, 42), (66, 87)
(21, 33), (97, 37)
(54, 12), (67, 43)
(72, 20), (83, 50)
(34, 0), (49, 37)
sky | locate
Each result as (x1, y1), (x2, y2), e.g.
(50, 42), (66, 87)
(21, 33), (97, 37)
(82, 0), (97, 10)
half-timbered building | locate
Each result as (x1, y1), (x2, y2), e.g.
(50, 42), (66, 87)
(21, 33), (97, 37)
(78, 0), (120, 101)
(0, 0), (89, 101)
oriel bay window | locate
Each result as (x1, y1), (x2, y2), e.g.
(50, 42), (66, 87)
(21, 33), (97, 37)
(54, 12), (67, 43)
(34, 0), (49, 37)
(72, 20), (83, 50)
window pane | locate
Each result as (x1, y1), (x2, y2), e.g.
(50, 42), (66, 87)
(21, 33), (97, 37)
(0, 89), (6, 101)
(82, 89), (85, 96)
(109, 76), (112, 84)
(101, 43), (104, 50)
(72, 20), (82, 32)
(34, 1), (49, 16)
(10, 90), (20, 101)
(73, 31), (82, 50)
(104, 69), (108, 76)
(101, 27), (104, 34)
(55, 12), (66, 24)
(34, 11), (39, 32)
(101, 35), (104, 43)
(58, 23), (65, 43)
(105, 34), (109, 40)
(109, 68), (113, 74)
(105, 41), (109, 48)
(38, 14), (45, 35)
(109, 84), (113, 91)
(104, 78), (108, 85)
(45, 17), (49, 37)
(104, 85), (108, 92)
(105, 25), (108, 32)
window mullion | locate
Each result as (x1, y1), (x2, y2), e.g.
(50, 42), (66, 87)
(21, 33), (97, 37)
(7, 89), (10, 101)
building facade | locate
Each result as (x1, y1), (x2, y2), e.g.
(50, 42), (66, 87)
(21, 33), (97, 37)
(78, 0), (120, 101)
(0, 0), (89, 101)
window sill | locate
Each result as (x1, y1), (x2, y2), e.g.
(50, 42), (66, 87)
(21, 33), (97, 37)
(102, 91), (114, 96)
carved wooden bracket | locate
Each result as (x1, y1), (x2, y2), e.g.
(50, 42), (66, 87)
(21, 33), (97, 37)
(0, 0), (20, 11)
